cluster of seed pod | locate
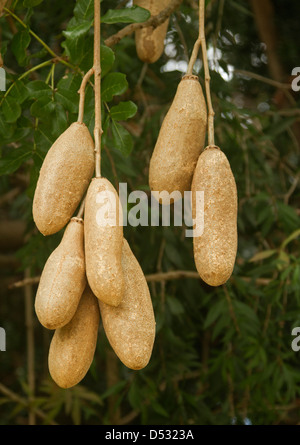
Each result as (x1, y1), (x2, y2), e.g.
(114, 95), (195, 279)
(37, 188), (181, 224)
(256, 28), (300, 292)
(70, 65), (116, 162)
(33, 121), (156, 389)
(149, 77), (238, 287)
(133, 1), (238, 282)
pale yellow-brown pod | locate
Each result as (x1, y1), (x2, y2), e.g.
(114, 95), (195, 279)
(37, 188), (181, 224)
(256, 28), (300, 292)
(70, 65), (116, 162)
(99, 238), (156, 370)
(134, 0), (170, 63)
(192, 147), (238, 287)
(48, 286), (100, 389)
(33, 122), (95, 236)
(149, 75), (207, 203)
(84, 177), (124, 307)
(35, 217), (86, 330)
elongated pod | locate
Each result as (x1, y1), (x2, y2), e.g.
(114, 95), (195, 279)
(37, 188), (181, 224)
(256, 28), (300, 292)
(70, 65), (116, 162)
(149, 75), (207, 203)
(84, 177), (124, 306)
(192, 147), (238, 286)
(35, 217), (86, 329)
(134, 0), (170, 63)
(33, 122), (95, 235)
(48, 286), (100, 389)
(99, 239), (156, 370)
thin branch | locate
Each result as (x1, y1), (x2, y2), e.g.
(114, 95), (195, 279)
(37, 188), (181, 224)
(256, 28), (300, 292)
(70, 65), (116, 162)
(3, 7), (76, 71)
(199, 0), (215, 146)
(186, 1), (201, 76)
(234, 69), (291, 90)
(9, 272), (274, 289)
(77, 68), (94, 123)
(94, 0), (102, 178)
(104, 0), (183, 48)
(76, 198), (86, 219)
(10, 276), (40, 288)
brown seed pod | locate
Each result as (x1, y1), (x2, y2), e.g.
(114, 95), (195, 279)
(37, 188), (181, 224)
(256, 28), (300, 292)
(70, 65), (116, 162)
(35, 217), (86, 330)
(134, 0), (170, 63)
(149, 75), (207, 203)
(192, 147), (238, 286)
(99, 238), (156, 370)
(84, 177), (124, 307)
(48, 286), (100, 389)
(33, 122), (95, 236)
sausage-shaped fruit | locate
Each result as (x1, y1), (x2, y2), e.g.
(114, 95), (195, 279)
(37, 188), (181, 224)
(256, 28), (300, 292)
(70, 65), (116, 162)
(84, 177), (124, 306)
(33, 122), (95, 236)
(99, 239), (156, 370)
(48, 286), (100, 389)
(35, 217), (86, 329)
(134, 0), (170, 64)
(192, 147), (238, 286)
(149, 75), (207, 203)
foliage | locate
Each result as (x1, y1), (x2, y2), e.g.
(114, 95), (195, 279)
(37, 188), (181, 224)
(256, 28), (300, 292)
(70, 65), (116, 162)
(0, 0), (300, 426)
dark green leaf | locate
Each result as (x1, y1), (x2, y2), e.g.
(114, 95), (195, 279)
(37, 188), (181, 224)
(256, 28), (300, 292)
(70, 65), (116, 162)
(30, 96), (56, 118)
(27, 81), (52, 99)
(0, 147), (32, 175)
(101, 45), (115, 78)
(101, 73), (128, 102)
(2, 96), (22, 123)
(11, 30), (31, 66)
(10, 80), (29, 104)
(101, 6), (150, 24)
(54, 88), (78, 113)
(110, 101), (137, 121)
(63, 20), (93, 39)
(111, 121), (133, 157)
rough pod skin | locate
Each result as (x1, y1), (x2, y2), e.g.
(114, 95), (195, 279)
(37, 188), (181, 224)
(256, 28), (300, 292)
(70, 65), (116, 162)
(33, 122), (95, 236)
(134, 0), (170, 63)
(192, 147), (238, 286)
(35, 217), (86, 329)
(48, 286), (100, 389)
(84, 177), (124, 306)
(149, 75), (207, 203)
(99, 238), (156, 370)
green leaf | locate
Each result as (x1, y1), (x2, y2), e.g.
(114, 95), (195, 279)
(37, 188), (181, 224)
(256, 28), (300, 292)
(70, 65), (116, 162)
(100, 381), (127, 401)
(74, 0), (94, 21)
(110, 101), (137, 121)
(111, 121), (133, 157)
(57, 73), (81, 92)
(101, 73), (128, 102)
(204, 299), (226, 329)
(101, 6), (151, 24)
(281, 228), (300, 250)
(249, 249), (277, 262)
(23, 0), (44, 6)
(27, 80), (52, 99)
(152, 401), (169, 418)
(11, 30), (31, 66)
(30, 96), (56, 118)
(10, 80), (29, 104)
(167, 296), (184, 316)
(63, 20), (93, 39)
(101, 45), (115, 78)
(0, 147), (32, 175)
(54, 88), (78, 113)
(2, 96), (22, 123)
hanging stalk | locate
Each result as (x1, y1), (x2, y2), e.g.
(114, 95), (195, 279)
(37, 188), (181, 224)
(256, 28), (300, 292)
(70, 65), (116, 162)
(93, 0), (102, 178)
(186, 0), (215, 147)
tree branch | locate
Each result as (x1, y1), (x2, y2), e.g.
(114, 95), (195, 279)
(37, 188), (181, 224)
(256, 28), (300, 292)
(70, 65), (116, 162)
(104, 0), (183, 48)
